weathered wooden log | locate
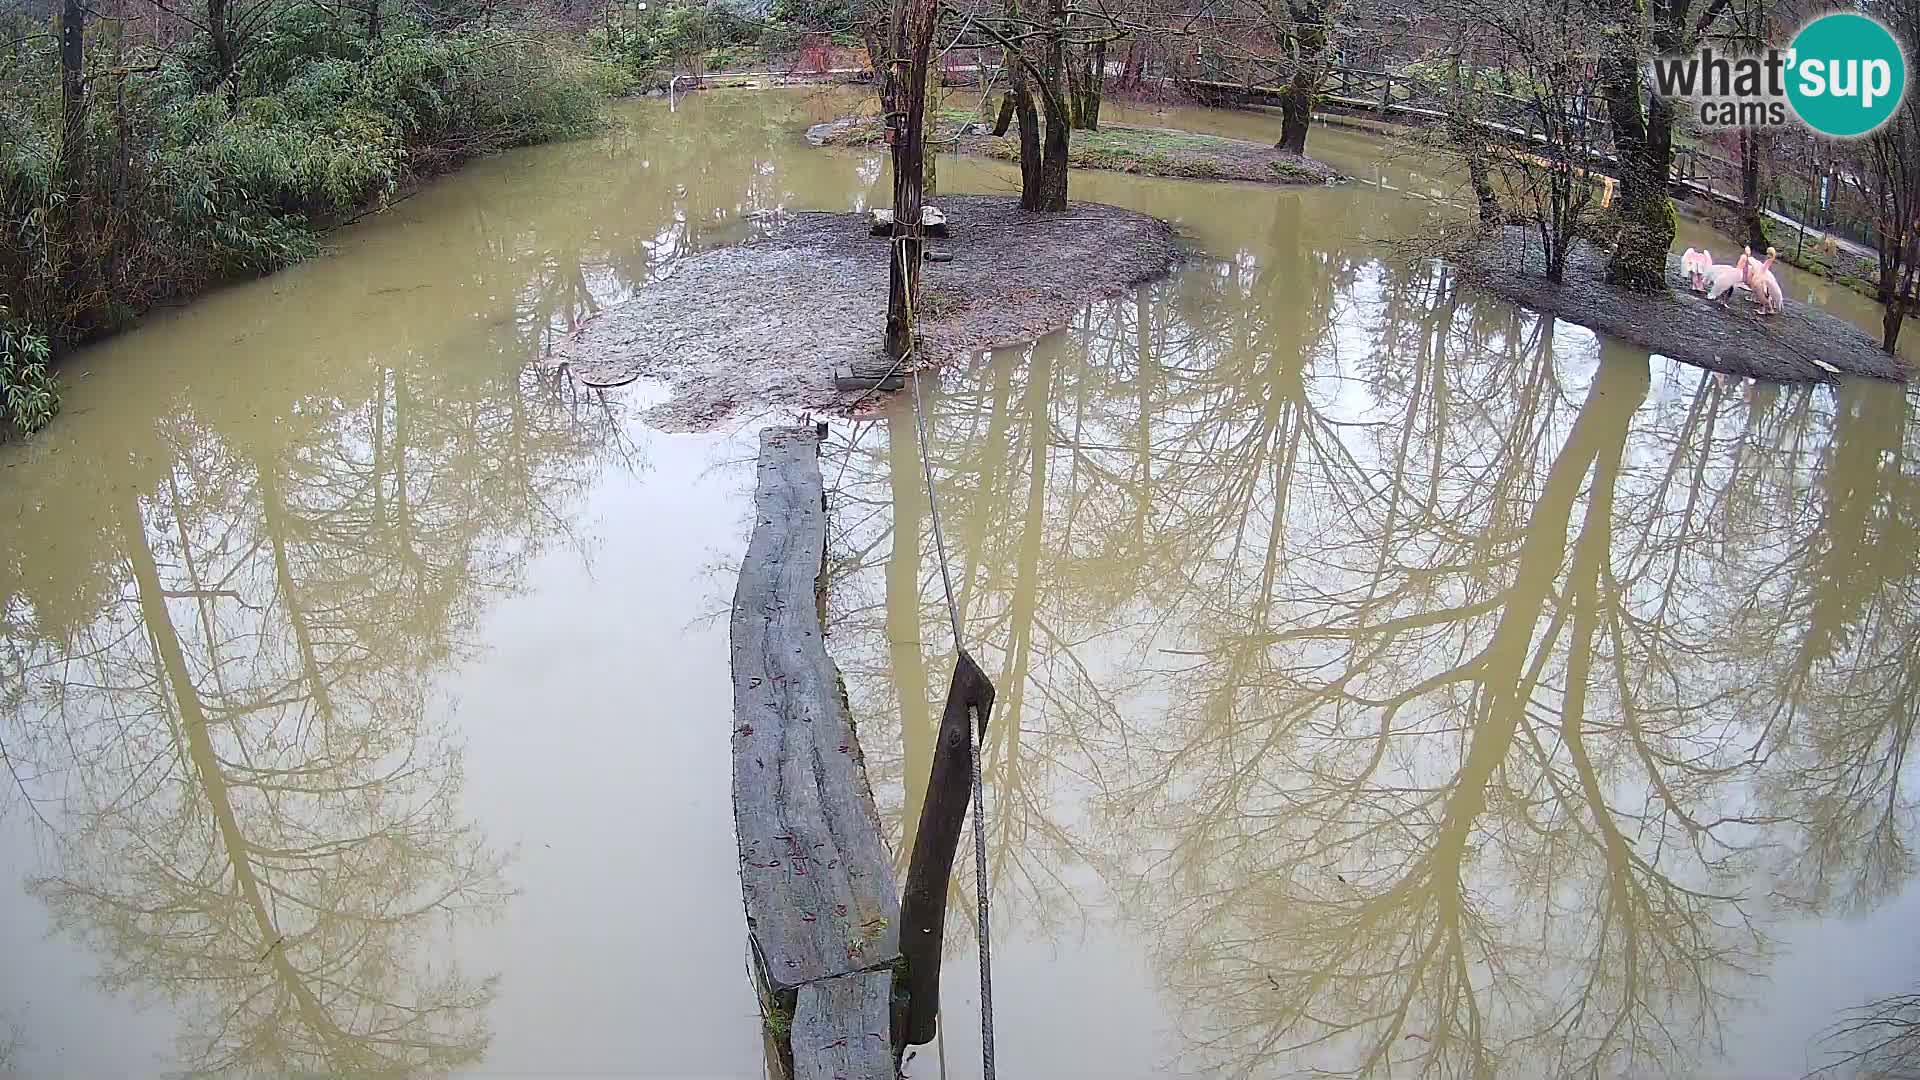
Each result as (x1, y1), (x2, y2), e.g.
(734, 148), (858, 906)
(834, 358), (906, 392)
(897, 649), (996, 1045)
(790, 969), (897, 1080)
(731, 426), (901, 994)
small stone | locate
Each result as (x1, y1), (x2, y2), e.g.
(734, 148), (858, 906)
(926, 249), (954, 263)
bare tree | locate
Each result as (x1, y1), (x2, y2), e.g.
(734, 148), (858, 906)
(1273, 0), (1337, 152)
(1427, 0), (1610, 282)
(1597, 0), (1736, 290)
(979, 0), (1073, 210)
(1847, 0), (1920, 351)
(1187, 0), (1343, 153)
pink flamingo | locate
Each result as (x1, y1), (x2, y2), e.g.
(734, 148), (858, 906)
(1681, 247), (1715, 291)
(1749, 246), (1783, 315)
(1706, 249), (1751, 302)
(1740, 246), (1767, 293)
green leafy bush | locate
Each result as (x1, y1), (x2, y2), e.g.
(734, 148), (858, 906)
(0, 11), (617, 436)
(0, 312), (56, 436)
(593, 1), (788, 81)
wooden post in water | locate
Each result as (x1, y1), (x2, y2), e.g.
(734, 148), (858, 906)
(897, 650), (996, 1045)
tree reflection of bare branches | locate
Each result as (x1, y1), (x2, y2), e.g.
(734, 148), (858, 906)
(1810, 982), (1920, 1079)
(2, 356), (634, 1078)
(825, 199), (1920, 1078)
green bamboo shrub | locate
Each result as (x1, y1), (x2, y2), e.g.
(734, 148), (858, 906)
(0, 8), (620, 436)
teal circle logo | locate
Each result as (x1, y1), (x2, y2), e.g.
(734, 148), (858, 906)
(1787, 13), (1907, 137)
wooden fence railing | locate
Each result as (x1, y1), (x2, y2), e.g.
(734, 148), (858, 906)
(1183, 68), (1807, 221)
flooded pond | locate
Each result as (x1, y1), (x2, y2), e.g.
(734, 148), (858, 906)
(2, 88), (1917, 1078)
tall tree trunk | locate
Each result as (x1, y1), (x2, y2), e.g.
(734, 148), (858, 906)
(859, 0), (891, 114)
(923, 52), (938, 195)
(1734, 0), (1769, 254)
(1882, 257), (1914, 353)
(1071, 40), (1105, 129)
(1445, 62), (1500, 229)
(1276, 1), (1328, 154)
(58, 0), (85, 194)
(1600, 9), (1674, 293)
(1739, 128), (1769, 252)
(208, 0), (237, 101)
(57, 0), (94, 333)
(366, 0), (383, 44)
(885, 0), (936, 360)
(1065, 39), (1086, 126)
(1447, 114), (1500, 228)
(1088, 40), (1105, 128)
(109, 13), (129, 220)
(1039, 102), (1069, 208)
(1277, 80), (1311, 154)
(1008, 54), (1044, 208)
(1468, 153), (1499, 229)
(1036, 0), (1070, 210)
(992, 90), (1015, 135)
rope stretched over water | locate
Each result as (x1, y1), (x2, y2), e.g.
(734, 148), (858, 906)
(909, 361), (996, 1080)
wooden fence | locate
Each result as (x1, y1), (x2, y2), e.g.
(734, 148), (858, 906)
(1183, 67), (1799, 221)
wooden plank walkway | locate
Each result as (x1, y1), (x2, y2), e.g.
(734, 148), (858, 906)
(731, 424), (899, 1079)
(790, 970), (896, 1080)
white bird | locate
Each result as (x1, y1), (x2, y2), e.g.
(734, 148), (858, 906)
(1749, 247), (1784, 315)
(1681, 247), (1715, 291)
(1706, 249), (1751, 302)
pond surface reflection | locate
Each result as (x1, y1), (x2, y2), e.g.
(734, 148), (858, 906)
(0, 85), (1912, 1079)
(829, 179), (1920, 1078)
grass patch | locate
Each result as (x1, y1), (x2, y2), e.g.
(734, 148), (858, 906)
(1775, 242), (1883, 301)
(762, 1001), (793, 1038)
(1268, 158), (1321, 182)
(988, 131), (1253, 180)
(818, 111), (1334, 186)
(1073, 125), (1226, 155)
(997, 122), (1253, 167)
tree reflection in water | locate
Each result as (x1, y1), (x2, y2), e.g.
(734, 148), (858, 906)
(827, 200), (1920, 1078)
(1, 356), (634, 1077)
(0, 89), (887, 1078)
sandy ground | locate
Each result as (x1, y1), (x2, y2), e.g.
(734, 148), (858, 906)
(1462, 229), (1908, 383)
(550, 195), (1182, 429)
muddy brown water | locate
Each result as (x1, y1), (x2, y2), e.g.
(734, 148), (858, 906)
(1, 88), (1915, 1078)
